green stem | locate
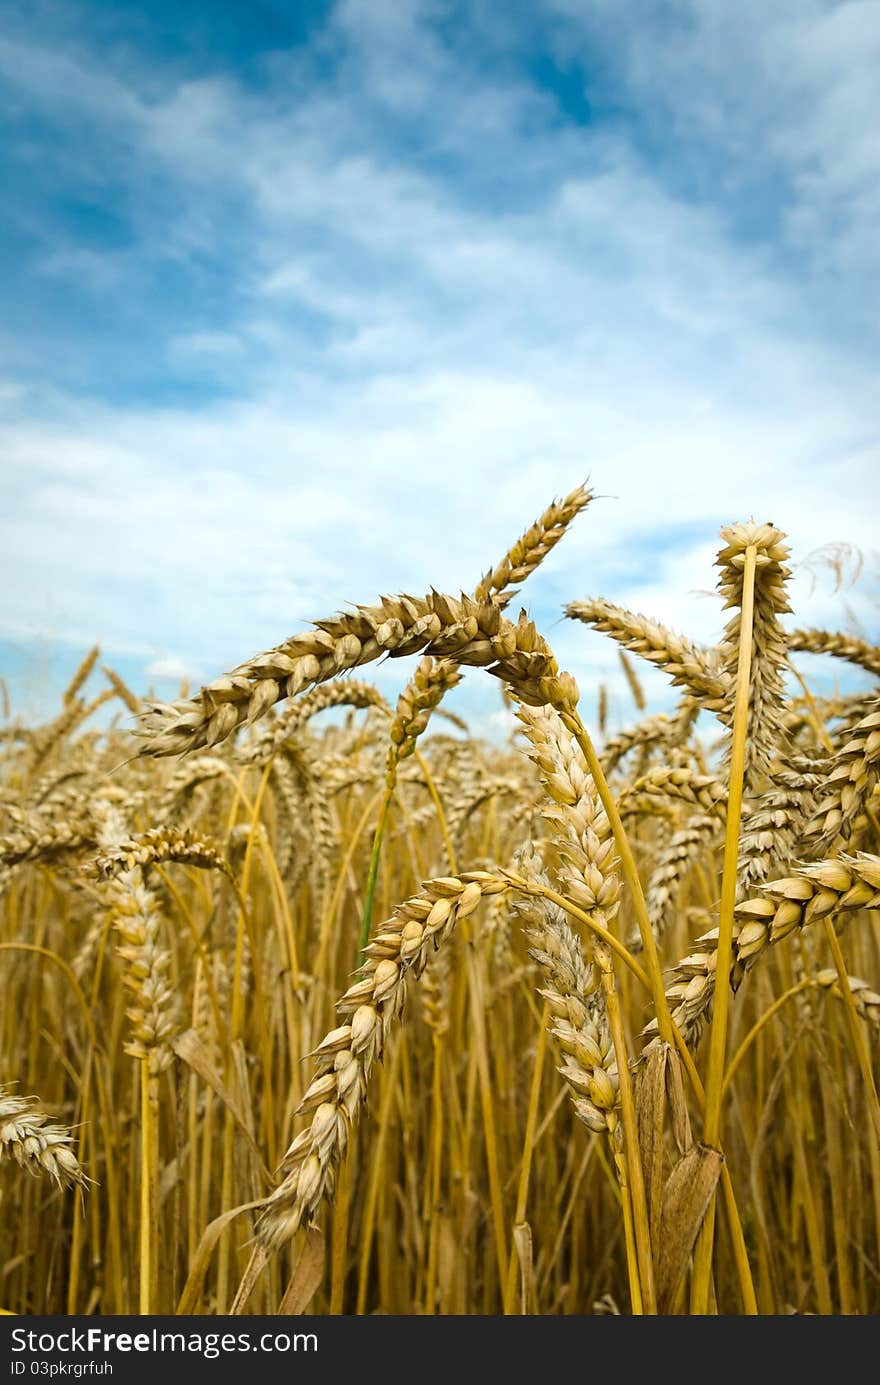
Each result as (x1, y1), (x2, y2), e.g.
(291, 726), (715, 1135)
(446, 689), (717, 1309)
(359, 778), (396, 963)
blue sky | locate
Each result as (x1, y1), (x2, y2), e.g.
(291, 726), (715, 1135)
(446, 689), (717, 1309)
(1, 0), (878, 732)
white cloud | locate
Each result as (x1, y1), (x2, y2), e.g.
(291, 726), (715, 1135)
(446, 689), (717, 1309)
(0, 1), (877, 733)
(144, 655), (202, 684)
(545, 0), (880, 289)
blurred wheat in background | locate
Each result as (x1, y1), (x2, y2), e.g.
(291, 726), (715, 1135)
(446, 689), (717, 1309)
(2, 484), (879, 1315)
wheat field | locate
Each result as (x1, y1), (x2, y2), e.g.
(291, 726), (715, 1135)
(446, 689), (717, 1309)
(2, 484), (879, 1316)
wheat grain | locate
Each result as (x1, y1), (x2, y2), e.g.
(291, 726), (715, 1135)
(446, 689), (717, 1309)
(567, 597), (729, 709)
(91, 825), (234, 883)
(241, 681), (391, 765)
(716, 521), (791, 793)
(640, 815), (720, 947)
(621, 766), (726, 818)
(789, 629), (880, 678)
(254, 870), (507, 1249)
(652, 853), (880, 1046)
(0, 1085), (87, 1189)
(512, 846), (619, 1138)
(138, 594), (574, 757)
(799, 698), (880, 856)
(600, 701), (698, 774)
(474, 482), (594, 606)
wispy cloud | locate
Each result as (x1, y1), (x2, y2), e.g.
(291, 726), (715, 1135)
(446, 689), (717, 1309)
(0, 0), (877, 732)
(144, 655), (202, 684)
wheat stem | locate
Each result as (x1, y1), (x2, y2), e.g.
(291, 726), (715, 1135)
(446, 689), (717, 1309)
(691, 544), (757, 1314)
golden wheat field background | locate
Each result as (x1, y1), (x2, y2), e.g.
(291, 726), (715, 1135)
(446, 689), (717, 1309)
(2, 484), (879, 1316)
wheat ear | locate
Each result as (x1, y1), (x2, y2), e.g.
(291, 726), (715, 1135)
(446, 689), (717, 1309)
(0, 1086), (87, 1189)
(474, 482), (594, 605)
(651, 853), (880, 1047)
(716, 521), (791, 794)
(789, 629), (880, 678)
(138, 594), (573, 757)
(254, 871), (507, 1249)
(566, 597), (728, 709)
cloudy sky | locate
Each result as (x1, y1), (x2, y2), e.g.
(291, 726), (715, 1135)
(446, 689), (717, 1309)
(1, 0), (878, 732)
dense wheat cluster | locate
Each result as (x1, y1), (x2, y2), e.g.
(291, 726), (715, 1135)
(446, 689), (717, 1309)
(2, 486), (879, 1316)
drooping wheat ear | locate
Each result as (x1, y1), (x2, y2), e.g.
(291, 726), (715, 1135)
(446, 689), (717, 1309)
(830, 691), (880, 742)
(783, 693), (866, 742)
(254, 870), (508, 1250)
(515, 704), (621, 926)
(473, 482), (594, 606)
(137, 593), (571, 757)
(798, 698), (880, 857)
(737, 766), (820, 896)
(639, 814), (721, 948)
(620, 766), (726, 819)
(600, 700), (699, 774)
(446, 777), (522, 855)
(716, 521), (791, 792)
(241, 681), (391, 765)
(733, 854), (880, 976)
(566, 597), (729, 710)
(156, 756), (229, 821)
(91, 825), (234, 884)
(63, 644), (100, 705)
(814, 969), (880, 1030)
(650, 854), (880, 1048)
(392, 800), (439, 841)
(511, 846), (619, 1138)
(387, 658), (462, 783)
(144, 486), (592, 763)
(251, 485), (591, 772)
(0, 1085), (87, 1189)
(0, 816), (97, 872)
(789, 629), (880, 679)
(24, 755), (92, 811)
